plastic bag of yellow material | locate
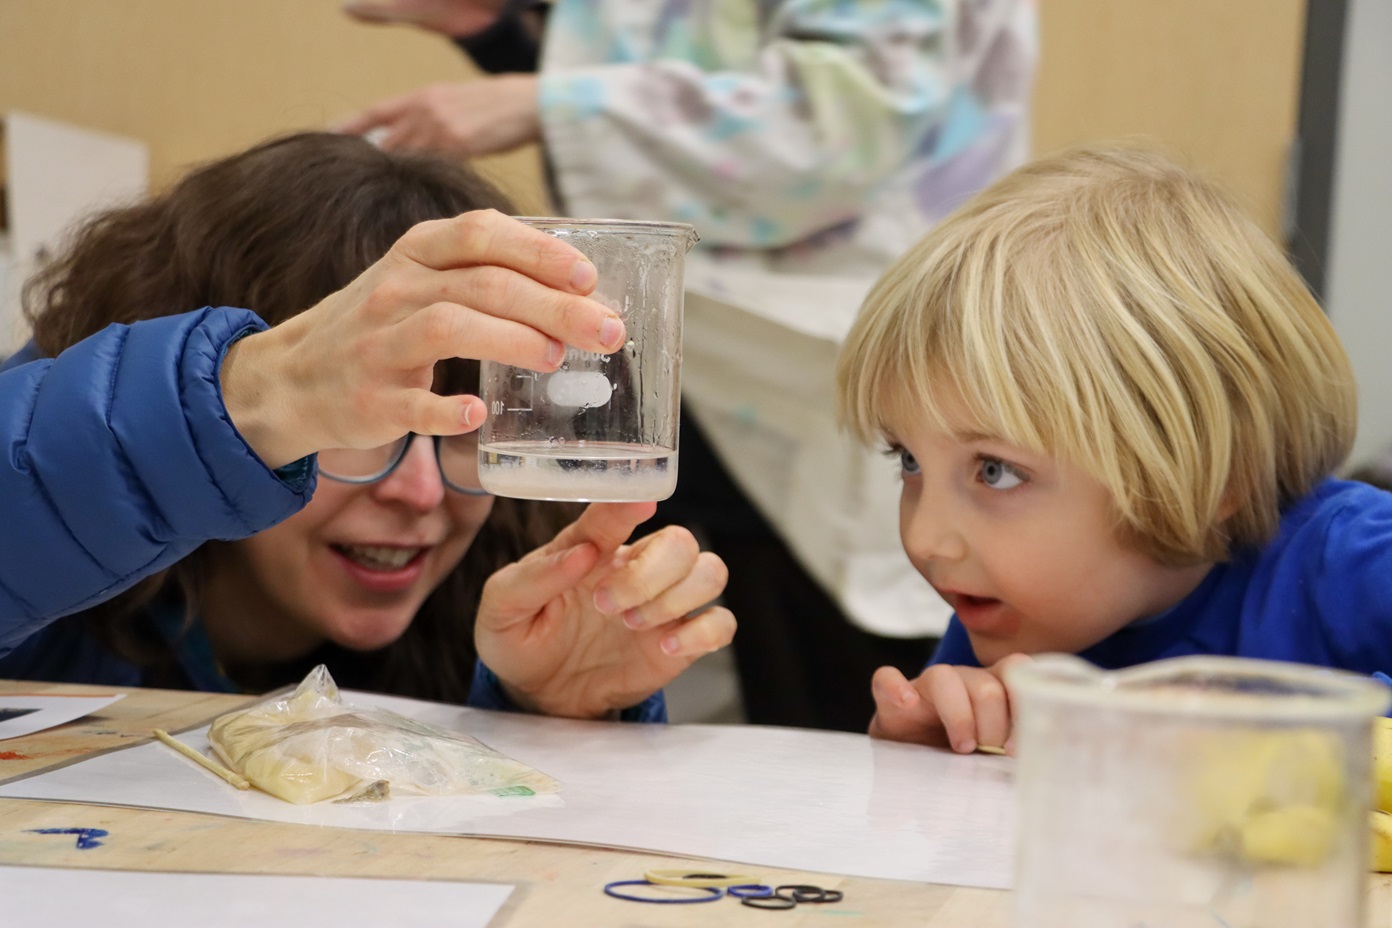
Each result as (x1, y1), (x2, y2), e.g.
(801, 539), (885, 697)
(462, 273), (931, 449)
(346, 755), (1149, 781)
(208, 665), (559, 804)
(1371, 717), (1392, 871)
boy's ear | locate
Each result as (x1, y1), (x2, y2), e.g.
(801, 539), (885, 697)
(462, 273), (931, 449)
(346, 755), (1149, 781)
(1216, 485), (1240, 521)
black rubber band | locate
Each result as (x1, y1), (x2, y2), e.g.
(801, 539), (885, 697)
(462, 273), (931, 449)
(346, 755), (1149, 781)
(774, 884), (843, 903)
(741, 894), (798, 910)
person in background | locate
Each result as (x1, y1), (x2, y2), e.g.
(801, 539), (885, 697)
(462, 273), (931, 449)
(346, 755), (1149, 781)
(338, 0), (1038, 730)
(0, 132), (734, 720)
(836, 144), (1392, 753)
(1350, 448), (1392, 493)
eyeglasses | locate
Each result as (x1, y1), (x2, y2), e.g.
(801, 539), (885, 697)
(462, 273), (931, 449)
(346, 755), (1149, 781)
(317, 433), (490, 496)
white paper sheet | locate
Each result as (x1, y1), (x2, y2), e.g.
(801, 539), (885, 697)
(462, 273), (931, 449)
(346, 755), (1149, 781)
(0, 691), (1016, 889)
(0, 865), (513, 928)
(0, 693), (124, 741)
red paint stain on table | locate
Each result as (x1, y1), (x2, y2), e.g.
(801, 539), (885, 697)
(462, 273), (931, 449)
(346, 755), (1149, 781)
(0, 750), (33, 760)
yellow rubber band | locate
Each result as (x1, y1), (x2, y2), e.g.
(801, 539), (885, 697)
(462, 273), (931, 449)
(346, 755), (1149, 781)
(643, 869), (759, 888)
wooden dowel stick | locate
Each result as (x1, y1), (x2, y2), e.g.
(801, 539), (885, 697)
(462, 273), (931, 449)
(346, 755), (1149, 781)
(152, 728), (250, 790)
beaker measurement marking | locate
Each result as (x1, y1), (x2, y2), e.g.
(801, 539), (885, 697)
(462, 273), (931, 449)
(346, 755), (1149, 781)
(503, 371), (537, 413)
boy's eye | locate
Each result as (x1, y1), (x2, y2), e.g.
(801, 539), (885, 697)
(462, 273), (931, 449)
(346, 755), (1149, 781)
(978, 456), (1024, 490)
(899, 448), (921, 476)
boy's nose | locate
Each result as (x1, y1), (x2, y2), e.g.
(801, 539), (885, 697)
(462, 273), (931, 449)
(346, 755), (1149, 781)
(372, 435), (445, 511)
(902, 498), (967, 563)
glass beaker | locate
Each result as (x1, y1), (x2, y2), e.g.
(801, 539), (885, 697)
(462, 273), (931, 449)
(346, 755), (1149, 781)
(478, 218), (698, 502)
(1009, 655), (1390, 928)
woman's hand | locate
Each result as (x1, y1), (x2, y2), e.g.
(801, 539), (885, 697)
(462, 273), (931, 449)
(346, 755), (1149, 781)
(475, 502), (737, 719)
(335, 76), (541, 159)
(342, 0), (508, 38)
(220, 209), (622, 469)
(868, 654), (1032, 754)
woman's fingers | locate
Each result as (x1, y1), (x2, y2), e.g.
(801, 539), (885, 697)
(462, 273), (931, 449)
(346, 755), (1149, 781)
(394, 388), (485, 436)
(604, 549), (728, 631)
(378, 210), (628, 359)
(379, 118), (428, 154)
(361, 262), (624, 371)
(333, 94), (407, 136)
(386, 300), (567, 377)
(382, 265), (625, 369)
(341, 2), (502, 39)
(479, 541), (602, 631)
(591, 526), (712, 618)
(444, 262), (619, 352)
(543, 502), (656, 561)
(650, 605), (736, 659)
(398, 210), (597, 292)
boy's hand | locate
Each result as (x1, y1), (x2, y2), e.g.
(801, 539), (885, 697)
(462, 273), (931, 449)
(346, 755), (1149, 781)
(868, 654), (1032, 754)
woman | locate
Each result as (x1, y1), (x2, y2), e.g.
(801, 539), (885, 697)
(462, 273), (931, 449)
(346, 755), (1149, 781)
(0, 132), (734, 720)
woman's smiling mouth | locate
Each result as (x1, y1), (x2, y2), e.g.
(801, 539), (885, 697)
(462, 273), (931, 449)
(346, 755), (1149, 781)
(333, 544), (424, 570)
(329, 544), (432, 593)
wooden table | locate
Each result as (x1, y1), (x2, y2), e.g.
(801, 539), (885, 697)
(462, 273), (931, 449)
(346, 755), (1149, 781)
(1, 680), (1389, 926)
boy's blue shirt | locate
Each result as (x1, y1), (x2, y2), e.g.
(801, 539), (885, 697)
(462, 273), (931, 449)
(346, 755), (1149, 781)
(930, 478), (1392, 677)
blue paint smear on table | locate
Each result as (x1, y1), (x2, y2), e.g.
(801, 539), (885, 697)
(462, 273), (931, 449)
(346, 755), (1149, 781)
(27, 827), (109, 849)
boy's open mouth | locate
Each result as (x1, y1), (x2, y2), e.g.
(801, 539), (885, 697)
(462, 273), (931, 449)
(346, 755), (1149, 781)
(951, 592), (1017, 636)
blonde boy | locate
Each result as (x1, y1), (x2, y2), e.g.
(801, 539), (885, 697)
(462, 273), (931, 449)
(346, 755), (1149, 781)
(836, 144), (1391, 754)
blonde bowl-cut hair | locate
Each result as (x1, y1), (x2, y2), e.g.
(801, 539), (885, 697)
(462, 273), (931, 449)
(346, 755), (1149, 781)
(836, 143), (1357, 566)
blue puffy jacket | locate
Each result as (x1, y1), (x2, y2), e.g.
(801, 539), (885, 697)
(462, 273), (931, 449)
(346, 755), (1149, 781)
(0, 307), (667, 720)
(0, 307), (314, 654)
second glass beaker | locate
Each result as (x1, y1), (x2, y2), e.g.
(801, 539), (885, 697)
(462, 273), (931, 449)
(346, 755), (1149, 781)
(1010, 654), (1390, 928)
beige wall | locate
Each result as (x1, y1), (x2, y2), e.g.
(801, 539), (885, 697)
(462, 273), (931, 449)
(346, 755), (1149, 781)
(0, 0), (548, 211)
(1033, 0), (1307, 236)
(1, 0), (1307, 235)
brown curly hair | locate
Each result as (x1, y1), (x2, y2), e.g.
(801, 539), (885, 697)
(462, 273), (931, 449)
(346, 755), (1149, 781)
(23, 131), (575, 701)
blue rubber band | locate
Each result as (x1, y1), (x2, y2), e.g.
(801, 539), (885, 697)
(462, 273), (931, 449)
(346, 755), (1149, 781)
(603, 880), (723, 904)
(727, 884), (774, 899)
